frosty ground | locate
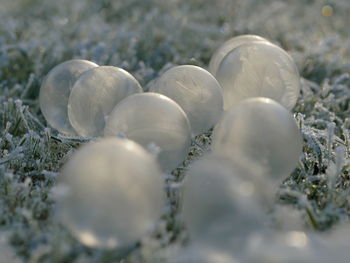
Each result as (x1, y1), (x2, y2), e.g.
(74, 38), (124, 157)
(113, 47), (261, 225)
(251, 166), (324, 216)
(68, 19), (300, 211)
(1, 0), (350, 262)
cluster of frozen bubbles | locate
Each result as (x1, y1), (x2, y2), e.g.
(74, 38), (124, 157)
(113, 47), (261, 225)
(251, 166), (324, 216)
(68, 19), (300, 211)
(36, 35), (348, 262)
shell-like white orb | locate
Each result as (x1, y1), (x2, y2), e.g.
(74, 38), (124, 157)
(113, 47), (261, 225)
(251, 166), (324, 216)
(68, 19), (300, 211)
(150, 65), (223, 135)
(55, 137), (164, 249)
(68, 66), (142, 137)
(209, 34), (268, 76)
(182, 154), (266, 251)
(39, 59), (98, 135)
(104, 93), (192, 171)
(216, 41), (300, 111)
(212, 98), (302, 179)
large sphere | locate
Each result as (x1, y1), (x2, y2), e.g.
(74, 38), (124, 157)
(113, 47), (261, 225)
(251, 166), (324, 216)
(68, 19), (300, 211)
(55, 137), (164, 249)
(216, 41), (300, 111)
(39, 59), (98, 135)
(150, 65), (223, 135)
(182, 154), (267, 251)
(104, 93), (192, 171)
(212, 98), (302, 179)
(209, 34), (268, 77)
(68, 66), (142, 137)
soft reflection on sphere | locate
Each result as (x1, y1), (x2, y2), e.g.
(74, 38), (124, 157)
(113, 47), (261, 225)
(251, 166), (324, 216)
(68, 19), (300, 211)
(212, 98), (302, 179)
(104, 93), (191, 171)
(68, 66), (142, 137)
(216, 41), (300, 110)
(209, 34), (268, 77)
(40, 59), (98, 135)
(55, 137), (164, 249)
(182, 154), (266, 250)
(150, 65), (223, 135)
(171, 244), (240, 263)
(245, 231), (317, 263)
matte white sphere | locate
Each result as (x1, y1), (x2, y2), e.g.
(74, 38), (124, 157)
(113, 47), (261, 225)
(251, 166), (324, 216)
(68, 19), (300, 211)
(104, 93), (192, 171)
(212, 98), (302, 179)
(216, 41), (300, 110)
(39, 59), (98, 135)
(182, 154), (266, 251)
(68, 66), (142, 137)
(150, 65), (223, 135)
(209, 35), (268, 76)
(55, 137), (164, 249)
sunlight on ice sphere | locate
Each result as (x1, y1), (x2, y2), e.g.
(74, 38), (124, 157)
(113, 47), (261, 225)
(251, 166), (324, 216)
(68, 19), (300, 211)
(216, 41), (300, 110)
(55, 137), (164, 249)
(212, 98), (302, 179)
(150, 65), (223, 135)
(68, 66), (142, 137)
(39, 59), (98, 135)
(104, 93), (191, 171)
(182, 154), (267, 251)
(209, 34), (269, 77)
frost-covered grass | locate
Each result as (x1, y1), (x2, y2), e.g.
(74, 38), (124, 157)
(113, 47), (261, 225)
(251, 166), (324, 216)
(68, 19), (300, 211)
(0, 0), (350, 262)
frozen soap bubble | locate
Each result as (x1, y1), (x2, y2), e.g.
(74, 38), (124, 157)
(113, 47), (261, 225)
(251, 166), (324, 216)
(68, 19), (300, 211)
(104, 93), (191, 171)
(39, 59), (98, 135)
(150, 65), (223, 135)
(68, 66), (142, 137)
(182, 153), (267, 252)
(212, 98), (302, 179)
(216, 41), (300, 111)
(55, 137), (164, 249)
(209, 34), (268, 77)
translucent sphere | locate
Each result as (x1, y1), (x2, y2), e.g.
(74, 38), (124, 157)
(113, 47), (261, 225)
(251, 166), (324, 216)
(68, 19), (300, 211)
(55, 137), (164, 249)
(104, 93), (191, 171)
(182, 153), (267, 251)
(216, 41), (300, 110)
(68, 66), (142, 137)
(209, 34), (268, 77)
(39, 59), (98, 135)
(212, 98), (302, 179)
(150, 65), (223, 135)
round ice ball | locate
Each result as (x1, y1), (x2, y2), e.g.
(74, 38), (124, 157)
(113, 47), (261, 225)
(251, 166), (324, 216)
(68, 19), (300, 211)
(216, 41), (300, 111)
(104, 93), (192, 171)
(68, 66), (142, 137)
(39, 59), (98, 135)
(209, 34), (268, 77)
(182, 153), (267, 251)
(55, 137), (164, 249)
(212, 98), (303, 179)
(150, 65), (223, 135)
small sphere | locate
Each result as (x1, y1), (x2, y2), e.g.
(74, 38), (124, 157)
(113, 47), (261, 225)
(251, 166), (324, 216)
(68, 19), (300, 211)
(182, 154), (266, 251)
(68, 66), (142, 137)
(104, 93), (191, 171)
(39, 59), (98, 135)
(150, 65), (223, 135)
(216, 41), (300, 110)
(209, 34), (268, 76)
(55, 137), (164, 249)
(212, 98), (302, 179)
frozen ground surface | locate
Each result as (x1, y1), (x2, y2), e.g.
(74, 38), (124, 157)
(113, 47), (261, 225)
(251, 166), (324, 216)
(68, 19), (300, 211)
(0, 0), (350, 262)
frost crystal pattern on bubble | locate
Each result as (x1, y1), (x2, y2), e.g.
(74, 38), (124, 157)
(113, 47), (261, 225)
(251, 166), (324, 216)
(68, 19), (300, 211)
(216, 42), (300, 111)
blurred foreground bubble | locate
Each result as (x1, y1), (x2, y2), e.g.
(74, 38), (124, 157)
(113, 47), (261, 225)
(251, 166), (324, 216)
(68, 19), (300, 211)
(0, 234), (21, 263)
(39, 59), (98, 135)
(216, 41), (300, 110)
(182, 153), (268, 252)
(212, 98), (302, 180)
(209, 34), (268, 77)
(54, 137), (164, 249)
(150, 65), (223, 135)
(68, 66), (142, 137)
(104, 93), (192, 171)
